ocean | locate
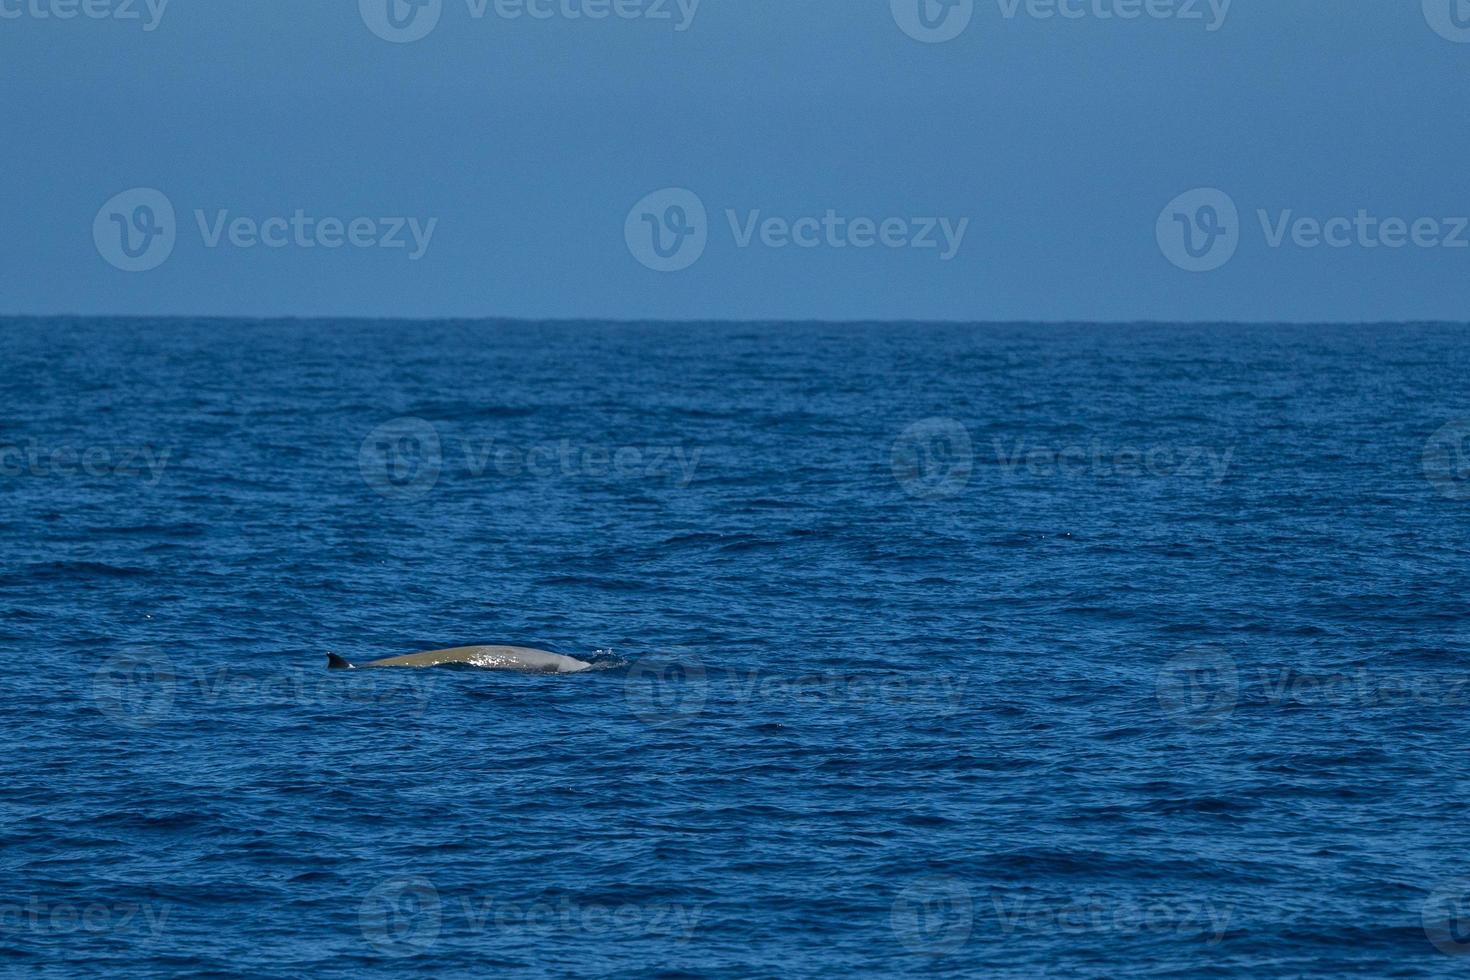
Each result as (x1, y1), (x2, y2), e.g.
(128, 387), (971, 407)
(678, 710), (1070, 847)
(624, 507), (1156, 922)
(4, 318), (1470, 977)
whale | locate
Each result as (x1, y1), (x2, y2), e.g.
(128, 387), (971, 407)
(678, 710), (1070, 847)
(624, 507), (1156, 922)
(327, 645), (592, 673)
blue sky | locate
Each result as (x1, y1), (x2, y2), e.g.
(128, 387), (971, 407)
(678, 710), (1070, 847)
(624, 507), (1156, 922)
(3, 0), (1469, 321)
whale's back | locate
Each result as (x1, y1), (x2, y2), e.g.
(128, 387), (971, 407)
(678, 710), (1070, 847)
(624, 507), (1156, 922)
(333, 645), (592, 672)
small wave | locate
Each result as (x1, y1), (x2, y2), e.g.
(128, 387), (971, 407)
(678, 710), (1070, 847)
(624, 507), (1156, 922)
(533, 575), (651, 592)
(586, 649), (629, 670)
(5, 561), (152, 583)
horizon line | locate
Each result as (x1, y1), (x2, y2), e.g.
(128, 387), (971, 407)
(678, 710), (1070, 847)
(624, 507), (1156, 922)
(4, 314), (1469, 328)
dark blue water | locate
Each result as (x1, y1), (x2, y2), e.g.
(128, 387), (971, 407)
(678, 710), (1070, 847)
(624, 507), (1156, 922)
(4, 319), (1470, 977)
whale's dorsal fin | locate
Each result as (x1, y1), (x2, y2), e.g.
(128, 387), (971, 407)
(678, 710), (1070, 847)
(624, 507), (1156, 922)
(327, 653), (354, 670)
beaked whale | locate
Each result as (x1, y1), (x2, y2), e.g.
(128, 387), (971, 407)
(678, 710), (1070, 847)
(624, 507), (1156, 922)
(327, 645), (592, 673)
